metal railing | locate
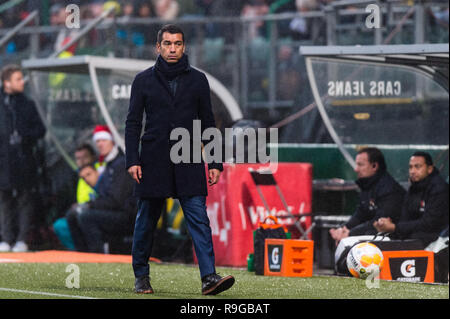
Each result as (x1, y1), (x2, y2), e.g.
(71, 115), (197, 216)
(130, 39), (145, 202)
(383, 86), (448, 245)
(1, 1), (448, 128)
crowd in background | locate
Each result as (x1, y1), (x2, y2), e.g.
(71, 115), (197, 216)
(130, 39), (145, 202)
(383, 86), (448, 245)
(0, 0), (327, 28)
(1, 1), (446, 29)
(0, 0), (447, 60)
(0, 1), (448, 56)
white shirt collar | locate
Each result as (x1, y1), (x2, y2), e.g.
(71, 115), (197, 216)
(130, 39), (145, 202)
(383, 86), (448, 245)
(105, 145), (119, 163)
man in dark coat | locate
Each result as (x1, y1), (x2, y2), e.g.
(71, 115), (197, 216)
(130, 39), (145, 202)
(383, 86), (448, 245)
(125, 24), (235, 295)
(330, 147), (406, 243)
(374, 151), (449, 248)
(0, 64), (46, 252)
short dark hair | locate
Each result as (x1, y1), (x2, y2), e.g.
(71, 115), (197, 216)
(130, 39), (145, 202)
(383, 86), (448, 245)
(1, 64), (22, 83)
(78, 163), (98, 177)
(76, 143), (96, 157)
(412, 151), (433, 166)
(157, 24), (185, 44)
(79, 163), (96, 172)
(357, 147), (387, 171)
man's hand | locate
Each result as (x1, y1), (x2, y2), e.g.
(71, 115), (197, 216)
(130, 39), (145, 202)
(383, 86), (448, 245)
(329, 226), (350, 245)
(128, 165), (142, 184)
(373, 217), (396, 233)
(208, 169), (221, 186)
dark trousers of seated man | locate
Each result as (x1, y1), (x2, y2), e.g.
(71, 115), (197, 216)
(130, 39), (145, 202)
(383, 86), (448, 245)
(67, 207), (130, 253)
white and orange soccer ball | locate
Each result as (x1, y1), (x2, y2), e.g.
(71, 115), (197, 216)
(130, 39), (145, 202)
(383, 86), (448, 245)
(346, 242), (384, 279)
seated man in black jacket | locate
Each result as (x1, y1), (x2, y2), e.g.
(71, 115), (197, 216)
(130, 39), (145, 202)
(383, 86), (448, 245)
(330, 147), (406, 243)
(75, 125), (137, 253)
(374, 151), (449, 248)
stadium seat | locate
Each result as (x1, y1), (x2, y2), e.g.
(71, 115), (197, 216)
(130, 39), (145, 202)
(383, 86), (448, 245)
(202, 37), (225, 66)
(249, 37), (270, 66)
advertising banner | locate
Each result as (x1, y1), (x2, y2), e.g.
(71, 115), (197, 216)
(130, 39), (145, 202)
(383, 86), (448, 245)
(203, 163), (312, 267)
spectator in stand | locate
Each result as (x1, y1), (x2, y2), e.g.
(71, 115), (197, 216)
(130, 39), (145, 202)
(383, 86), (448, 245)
(103, 0), (122, 18)
(89, 0), (107, 17)
(0, 2), (23, 28)
(277, 45), (301, 101)
(374, 152), (449, 248)
(432, 7), (449, 27)
(241, 0), (270, 39)
(289, 0), (318, 40)
(50, 3), (78, 55)
(194, 0), (214, 15)
(118, 0), (136, 21)
(192, 0), (243, 40)
(194, 0), (243, 16)
(128, 1), (158, 50)
(153, 0), (180, 20)
(177, 0), (201, 17)
(116, 1), (138, 49)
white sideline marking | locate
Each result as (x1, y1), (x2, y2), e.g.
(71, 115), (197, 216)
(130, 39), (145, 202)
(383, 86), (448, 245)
(0, 287), (98, 299)
(0, 259), (21, 263)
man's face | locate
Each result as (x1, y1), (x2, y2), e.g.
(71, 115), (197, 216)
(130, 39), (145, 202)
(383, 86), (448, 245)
(156, 32), (185, 63)
(4, 71), (25, 94)
(409, 156), (433, 183)
(79, 166), (99, 188)
(75, 149), (95, 168)
(354, 152), (378, 179)
(95, 139), (114, 157)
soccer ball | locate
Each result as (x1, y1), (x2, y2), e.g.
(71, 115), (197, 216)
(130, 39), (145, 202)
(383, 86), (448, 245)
(346, 242), (384, 279)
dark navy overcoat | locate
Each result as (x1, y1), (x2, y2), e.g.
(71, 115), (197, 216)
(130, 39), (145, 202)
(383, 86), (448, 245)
(125, 62), (223, 198)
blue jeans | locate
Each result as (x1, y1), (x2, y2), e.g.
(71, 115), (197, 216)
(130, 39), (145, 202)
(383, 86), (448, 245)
(132, 196), (216, 279)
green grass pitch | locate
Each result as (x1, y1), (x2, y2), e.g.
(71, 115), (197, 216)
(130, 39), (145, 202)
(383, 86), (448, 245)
(0, 262), (447, 299)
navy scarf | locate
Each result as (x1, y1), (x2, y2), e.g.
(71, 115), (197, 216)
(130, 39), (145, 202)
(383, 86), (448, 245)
(154, 54), (190, 81)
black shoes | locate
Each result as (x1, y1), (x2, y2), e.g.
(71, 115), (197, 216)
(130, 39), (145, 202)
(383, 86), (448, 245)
(201, 273), (235, 295)
(135, 276), (154, 294)
(135, 273), (235, 295)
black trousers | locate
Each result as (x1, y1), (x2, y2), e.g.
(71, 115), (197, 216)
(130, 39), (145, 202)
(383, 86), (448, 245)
(67, 206), (131, 253)
(0, 189), (33, 244)
(66, 207), (89, 252)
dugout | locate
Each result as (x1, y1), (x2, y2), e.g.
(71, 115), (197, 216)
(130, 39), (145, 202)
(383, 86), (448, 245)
(297, 43), (449, 269)
(20, 55), (243, 255)
(21, 55), (243, 169)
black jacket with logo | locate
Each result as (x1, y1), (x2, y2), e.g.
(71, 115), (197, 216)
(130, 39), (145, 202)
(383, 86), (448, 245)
(345, 170), (406, 236)
(393, 169), (449, 247)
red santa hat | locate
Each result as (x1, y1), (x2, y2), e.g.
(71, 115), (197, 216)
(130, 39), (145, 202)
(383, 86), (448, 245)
(92, 125), (113, 142)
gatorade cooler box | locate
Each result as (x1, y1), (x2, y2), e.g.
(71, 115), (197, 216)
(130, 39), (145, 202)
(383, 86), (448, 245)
(379, 250), (435, 283)
(264, 239), (314, 277)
